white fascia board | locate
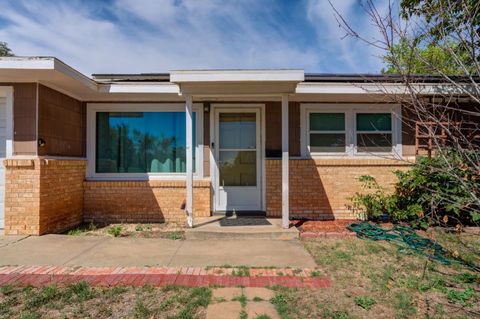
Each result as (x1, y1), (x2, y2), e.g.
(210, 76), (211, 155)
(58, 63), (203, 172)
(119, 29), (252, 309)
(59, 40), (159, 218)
(0, 57), (55, 70)
(296, 82), (475, 95)
(296, 82), (408, 94)
(0, 57), (98, 92)
(170, 69), (305, 83)
(100, 83), (180, 94)
(53, 59), (98, 91)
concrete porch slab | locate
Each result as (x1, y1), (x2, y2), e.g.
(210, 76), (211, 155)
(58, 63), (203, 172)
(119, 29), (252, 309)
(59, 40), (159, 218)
(187, 217), (299, 240)
(0, 233), (28, 248)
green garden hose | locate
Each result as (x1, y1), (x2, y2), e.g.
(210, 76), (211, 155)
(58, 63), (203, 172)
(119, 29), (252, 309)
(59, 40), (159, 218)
(348, 222), (456, 266)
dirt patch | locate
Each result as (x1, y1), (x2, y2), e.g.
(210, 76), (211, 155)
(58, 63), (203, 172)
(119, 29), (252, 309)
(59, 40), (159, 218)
(292, 219), (357, 233)
(66, 222), (185, 239)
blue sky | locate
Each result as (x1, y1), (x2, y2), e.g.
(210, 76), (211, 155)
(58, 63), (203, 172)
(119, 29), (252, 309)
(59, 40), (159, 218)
(0, 0), (392, 75)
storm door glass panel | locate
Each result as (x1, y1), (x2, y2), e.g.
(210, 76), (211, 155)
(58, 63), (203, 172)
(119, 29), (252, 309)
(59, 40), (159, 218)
(96, 111), (195, 173)
(356, 113), (392, 153)
(309, 113), (346, 153)
(219, 113), (257, 186)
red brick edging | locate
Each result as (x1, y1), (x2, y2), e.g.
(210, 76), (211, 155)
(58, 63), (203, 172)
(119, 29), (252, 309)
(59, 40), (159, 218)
(300, 231), (356, 238)
(0, 266), (329, 289)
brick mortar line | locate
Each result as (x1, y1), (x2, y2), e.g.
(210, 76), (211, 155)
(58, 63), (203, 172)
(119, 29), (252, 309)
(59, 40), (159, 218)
(0, 266), (321, 277)
(0, 273), (330, 288)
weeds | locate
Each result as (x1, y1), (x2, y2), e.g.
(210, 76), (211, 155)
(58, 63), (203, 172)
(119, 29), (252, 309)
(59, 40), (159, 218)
(168, 232), (182, 240)
(233, 294), (247, 307)
(446, 287), (475, 305)
(133, 299), (151, 319)
(232, 266), (250, 277)
(271, 292), (290, 318)
(239, 310), (248, 319)
(354, 296), (375, 310)
(108, 225), (123, 237)
(393, 292), (416, 318)
(67, 221), (97, 236)
(0, 284), (14, 296)
(0, 283), (211, 319)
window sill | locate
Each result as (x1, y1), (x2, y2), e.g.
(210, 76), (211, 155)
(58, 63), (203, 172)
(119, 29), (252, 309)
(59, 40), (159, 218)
(85, 174), (207, 181)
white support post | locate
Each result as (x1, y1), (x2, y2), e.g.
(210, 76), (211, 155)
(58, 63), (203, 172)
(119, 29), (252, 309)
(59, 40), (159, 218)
(281, 94), (289, 229)
(185, 95), (194, 228)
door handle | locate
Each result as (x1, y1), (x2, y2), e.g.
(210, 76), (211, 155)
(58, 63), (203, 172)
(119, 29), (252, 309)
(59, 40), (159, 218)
(211, 142), (215, 149)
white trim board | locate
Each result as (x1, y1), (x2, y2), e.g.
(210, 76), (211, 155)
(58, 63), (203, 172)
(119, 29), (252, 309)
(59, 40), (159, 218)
(0, 87), (13, 158)
(210, 103), (266, 212)
(86, 103), (204, 180)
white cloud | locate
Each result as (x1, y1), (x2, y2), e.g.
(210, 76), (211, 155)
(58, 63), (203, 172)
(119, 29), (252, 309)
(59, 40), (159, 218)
(0, 0), (320, 75)
(306, 0), (389, 73)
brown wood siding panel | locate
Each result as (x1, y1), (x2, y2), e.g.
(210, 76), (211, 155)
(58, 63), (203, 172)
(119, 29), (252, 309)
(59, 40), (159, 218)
(289, 102), (300, 156)
(203, 103), (210, 177)
(402, 105), (417, 156)
(37, 85), (85, 157)
(265, 102), (281, 157)
(265, 102), (300, 157)
(12, 83), (37, 155)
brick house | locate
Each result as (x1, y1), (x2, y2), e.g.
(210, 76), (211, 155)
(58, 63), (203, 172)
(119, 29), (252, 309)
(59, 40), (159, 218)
(0, 57), (469, 235)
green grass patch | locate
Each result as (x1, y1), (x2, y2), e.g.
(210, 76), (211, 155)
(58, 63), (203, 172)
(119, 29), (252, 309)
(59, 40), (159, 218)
(354, 296), (375, 310)
(232, 266), (250, 277)
(107, 225), (123, 237)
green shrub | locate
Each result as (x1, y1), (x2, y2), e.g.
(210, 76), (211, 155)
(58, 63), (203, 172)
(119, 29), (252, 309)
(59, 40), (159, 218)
(351, 150), (480, 226)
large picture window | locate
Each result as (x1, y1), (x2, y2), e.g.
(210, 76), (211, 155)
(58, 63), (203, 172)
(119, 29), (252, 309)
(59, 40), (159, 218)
(96, 112), (196, 173)
(87, 104), (202, 179)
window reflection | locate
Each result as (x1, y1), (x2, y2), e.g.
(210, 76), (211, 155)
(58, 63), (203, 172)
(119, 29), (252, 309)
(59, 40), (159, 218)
(96, 112), (196, 173)
(219, 151), (256, 186)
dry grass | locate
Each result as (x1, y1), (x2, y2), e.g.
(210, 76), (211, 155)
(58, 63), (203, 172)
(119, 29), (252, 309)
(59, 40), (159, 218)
(67, 222), (185, 239)
(272, 229), (479, 319)
(0, 283), (211, 319)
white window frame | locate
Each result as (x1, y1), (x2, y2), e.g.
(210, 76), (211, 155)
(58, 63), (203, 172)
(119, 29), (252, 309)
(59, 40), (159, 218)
(306, 110), (351, 156)
(300, 104), (402, 158)
(86, 103), (204, 180)
(354, 111), (394, 155)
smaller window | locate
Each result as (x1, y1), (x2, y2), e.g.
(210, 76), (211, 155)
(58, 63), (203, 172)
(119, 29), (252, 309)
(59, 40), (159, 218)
(309, 113), (346, 153)
(356, 113), (392, 153)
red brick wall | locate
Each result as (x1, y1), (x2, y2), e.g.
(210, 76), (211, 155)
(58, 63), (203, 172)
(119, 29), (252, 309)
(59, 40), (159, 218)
(266, 159), (411, 220)
(84, 180), (211, 225)
(4, 159), (86, 235)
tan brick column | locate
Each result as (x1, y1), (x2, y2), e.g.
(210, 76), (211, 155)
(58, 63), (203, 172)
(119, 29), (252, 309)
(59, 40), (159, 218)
(4, 158), (87, 235)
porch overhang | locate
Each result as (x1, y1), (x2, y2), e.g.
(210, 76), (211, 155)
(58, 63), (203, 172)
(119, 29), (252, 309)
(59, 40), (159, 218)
(170, 69), (304, 96)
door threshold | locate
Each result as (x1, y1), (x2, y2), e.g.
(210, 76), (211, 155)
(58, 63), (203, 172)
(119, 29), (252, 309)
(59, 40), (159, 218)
(213, 211), (266, 218)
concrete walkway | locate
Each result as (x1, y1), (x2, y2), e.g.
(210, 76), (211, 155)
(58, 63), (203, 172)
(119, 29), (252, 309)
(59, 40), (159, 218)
(207, 287), (280, 319)
(0, 235), (316, 268)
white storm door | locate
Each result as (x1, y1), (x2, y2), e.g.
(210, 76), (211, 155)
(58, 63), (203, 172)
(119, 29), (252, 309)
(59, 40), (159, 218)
(214, 109), (261, 211)
(0, 97), (7, 229)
